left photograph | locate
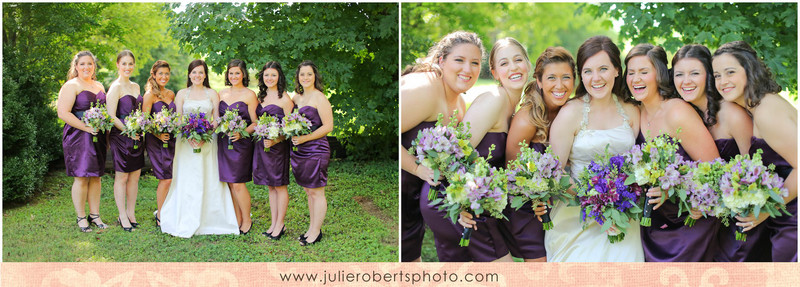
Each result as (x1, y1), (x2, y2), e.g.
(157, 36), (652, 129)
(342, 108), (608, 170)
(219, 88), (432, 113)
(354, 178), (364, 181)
(3, 2), (399, 262)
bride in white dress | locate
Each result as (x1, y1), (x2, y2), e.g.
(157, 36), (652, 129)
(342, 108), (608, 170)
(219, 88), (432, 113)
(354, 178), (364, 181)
(160, 60), (239, 238)
(545, 36), (643, 262)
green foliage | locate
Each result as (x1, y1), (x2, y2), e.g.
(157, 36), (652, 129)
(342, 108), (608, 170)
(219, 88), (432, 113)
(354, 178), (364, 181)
(167, 3), (398, 159)
(582, 3), (797, 96)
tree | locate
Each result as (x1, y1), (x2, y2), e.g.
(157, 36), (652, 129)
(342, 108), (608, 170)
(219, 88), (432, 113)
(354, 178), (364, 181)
(582, 3), (797, 96)
(166, 3), (398, 160)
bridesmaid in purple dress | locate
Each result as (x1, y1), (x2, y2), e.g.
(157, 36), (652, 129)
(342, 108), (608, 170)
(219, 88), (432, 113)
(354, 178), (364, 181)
(503, 47), (575, 262)
(671, 45), (768, 261)
(56, 50), (108, 232)
(106, 50), (145, 231)
(254, 61), (294, 240)
(625, 43), (721, 262)
(713, 41), (797, 262)
(290, 60), (333, 246)
(400, 31), (480, 261)
(142, 60), (175, 227)
(218, 59), (258, 235)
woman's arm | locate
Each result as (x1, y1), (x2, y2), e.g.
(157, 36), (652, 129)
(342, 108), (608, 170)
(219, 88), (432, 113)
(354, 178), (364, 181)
(296, 92), (333, 143)
(105, 81), (126, 131)
(463, 90), (505, 148)
(505, 106), (537, 165)
(56, 81), (92, 133)
(400, 73), (440, 182)
(722, 101), (754, 156)
(667, 100), (720, 162)
(245, 90), (259, 134)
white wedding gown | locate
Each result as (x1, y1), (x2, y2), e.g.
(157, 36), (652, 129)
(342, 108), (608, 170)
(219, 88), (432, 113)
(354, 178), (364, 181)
(160, 89), (239, 238)
(544, 95), (644, 262)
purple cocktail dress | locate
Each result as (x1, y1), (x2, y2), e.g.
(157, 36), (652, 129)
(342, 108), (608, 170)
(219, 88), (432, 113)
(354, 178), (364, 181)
(145, 101), (176, 179)
(252, 104), (290, 186)
(500, 141), (547, 259)
(638, 133), (720, 262)
(401, 121), (435, 262)
(109, 94), (145, 172)
(218, 101), (254, 183)
(290, 106), (330, 188)
(63, 90), (108, 177)
(750, 137), (797, 262)
(420, 132), (510, 262)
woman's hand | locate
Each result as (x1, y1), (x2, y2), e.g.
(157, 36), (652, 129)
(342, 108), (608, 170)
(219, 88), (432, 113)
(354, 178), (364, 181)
(646, 186), (666, 210)
(736, 212), (769, 232)
(131, 133), (141, 141)
(83, 126), (98, 135)
(689, 208), (703, 220)
(158, 133), (170, 142)
(458, 211), (478, 230)
(533, 201), (549, 221)
(188, 138), (205, 149)
(292, 134), (309, 146)
(414, 164), (440, 186)
(231, 132), (242, 142)
(263, 139), (275, 149)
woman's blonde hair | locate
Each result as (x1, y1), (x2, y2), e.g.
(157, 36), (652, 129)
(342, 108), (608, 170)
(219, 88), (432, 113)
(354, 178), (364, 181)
(402, 31), (485, 76)
(67, 50), (98, 81)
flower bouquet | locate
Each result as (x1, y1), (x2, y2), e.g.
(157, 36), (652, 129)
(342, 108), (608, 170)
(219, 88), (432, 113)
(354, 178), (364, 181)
(622, 133), (682, 227)
(409, 112), (478, 201)
(676, 159), (727, 227)
(719, 149), (790, 241)
(121, 108), (149, 149)
(282, 111), (312, 151)
(430, 151), (508, 247)
(216, 109), (250, 150)
(81, 102), (115, 142)
(180, 110), (214, 153)
(148, 108), (181, 148)
(576, 148), (644, 243)
(507, 144), (572, 230)
(253, 114), (283, 152)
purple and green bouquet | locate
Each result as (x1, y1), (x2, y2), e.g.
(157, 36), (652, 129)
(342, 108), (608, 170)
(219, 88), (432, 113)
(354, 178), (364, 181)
(576, 148), (644, 243)
(282, 111), (312, 151)
(254, 114), (283, 152)
(676, 159), (726, 227)
(82, 102), (115, 143)
(216, 109), (250, 150)
(622, 133), (682, 227)
(409, 112), (478, 201)
(181, 110), (214, 153)
(148, 108), (181, 148)
(719, 149), (790, 241)
(431, 151), (508, 247)
(121, 108), (149, 149)
(507, 144), (572, 230)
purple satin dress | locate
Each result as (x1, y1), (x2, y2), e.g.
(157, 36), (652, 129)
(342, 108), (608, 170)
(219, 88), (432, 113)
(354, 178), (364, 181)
(714, 138), (771, 261)
(637, 133), (720, 262)
(63, 90), (108, 177)
(290, 106), (330, 188)
(252, 104), (290, 186)
(218, 101), (254, 183)
(401, 121), (435, 262)
(145, 101), (176, 179)
(750, 137), (797, 262)
(109, 94), (145, 172)
(420, 132), (510, 262)
(500, 141), (547, 259)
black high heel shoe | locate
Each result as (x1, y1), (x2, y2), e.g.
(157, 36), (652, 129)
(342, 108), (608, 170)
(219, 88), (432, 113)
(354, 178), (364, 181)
(118, 217), (133, 232)
(263, 226), (286, 240)
(128, 217), (139, 229)
(154, 213), (161, 228)
(240, 220), (253, 235)
(300, 231), (323, 246)
(88, 213), (108, 229)
(76, 216), (92, 233)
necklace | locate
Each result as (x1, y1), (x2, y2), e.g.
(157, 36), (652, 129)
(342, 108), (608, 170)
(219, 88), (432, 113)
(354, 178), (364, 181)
(646, 105), (663, 128)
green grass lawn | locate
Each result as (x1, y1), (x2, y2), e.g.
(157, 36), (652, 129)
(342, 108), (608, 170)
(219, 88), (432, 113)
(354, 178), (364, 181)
(3, 159), (398, 262)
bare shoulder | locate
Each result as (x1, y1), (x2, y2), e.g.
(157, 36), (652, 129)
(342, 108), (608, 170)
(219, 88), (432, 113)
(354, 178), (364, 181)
(401, 72), (440, 106)
(753, 93), (796, 124)
(718, 101), (751, 122)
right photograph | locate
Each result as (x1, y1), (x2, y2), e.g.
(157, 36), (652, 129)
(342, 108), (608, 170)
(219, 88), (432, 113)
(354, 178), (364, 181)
(400, 2), (798, 262)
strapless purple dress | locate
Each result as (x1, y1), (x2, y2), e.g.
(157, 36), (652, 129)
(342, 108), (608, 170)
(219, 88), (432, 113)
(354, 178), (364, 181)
(109, 94), (145, 172)
(252, 104), (290, 186)
(218, 101), (254, 183)
(63, 90), (108, 177)
(401, 121), (435, 262)
(637, 133), (720, 262)
(750, 137), (797, 262)
(290, 106), (330, 188)
(420, 132), (510, 262)
(500, 141), (547, 259)
(145, 101), (176, 179)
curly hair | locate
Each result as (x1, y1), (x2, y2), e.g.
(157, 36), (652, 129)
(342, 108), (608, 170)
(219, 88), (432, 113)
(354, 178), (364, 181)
(713, 41), (781, 108)
(402, 31), (486, 76)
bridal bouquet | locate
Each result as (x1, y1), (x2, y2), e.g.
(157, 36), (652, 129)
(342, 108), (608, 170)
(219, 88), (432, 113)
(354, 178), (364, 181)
(253, 114), (283, 152)
(718, 149), (790, 241)
(216, 109), (250, 150)
(431, 152), (507, 247)
(121, 108), (149, 149)
(622, 133), (682, 227)
(148, 108), (181, 148)
(282, 111), (312, 151)
(576, 149), (644, 243)
(507, 144), (572, 230)
(409, 112), (478, 201)
(181, 110), (215, 153)
(81, 102), (115, 142)
(676, 159), (726, 227)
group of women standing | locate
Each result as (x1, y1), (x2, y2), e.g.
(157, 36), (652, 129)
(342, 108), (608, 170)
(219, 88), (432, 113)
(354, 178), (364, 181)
(58, 50), (333, 246)
(400, 31), (797, 262)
